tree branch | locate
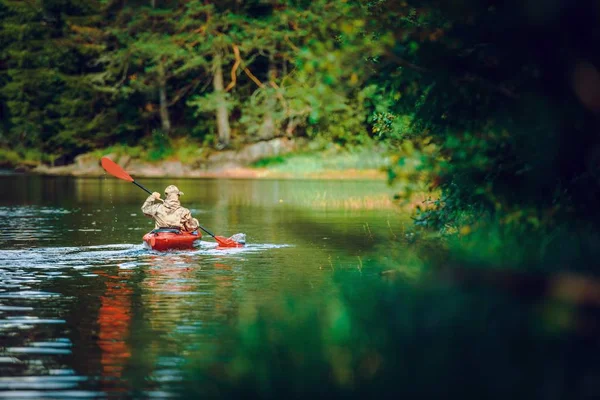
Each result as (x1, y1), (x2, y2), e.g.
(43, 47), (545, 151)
(244, 67), (264, 88)
(270, 80), (289, 117)
(117, 54), (130, 87)
(167, 77), (204, 107)
(225, 45), (241, 92)
(284, 35), (299, 52)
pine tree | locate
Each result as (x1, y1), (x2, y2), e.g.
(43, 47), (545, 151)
(181, 1), (241, 147)
(0, 0), (111, 161)
(98, 0), (210, 139)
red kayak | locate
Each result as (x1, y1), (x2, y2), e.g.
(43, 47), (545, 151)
(143, 228), (202, 251)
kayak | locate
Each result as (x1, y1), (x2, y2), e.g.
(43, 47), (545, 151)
(142, 228), (201, 251)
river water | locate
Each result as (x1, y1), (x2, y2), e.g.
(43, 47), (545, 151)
(2, 175), (600, 399)
(0, 175), (411, 398)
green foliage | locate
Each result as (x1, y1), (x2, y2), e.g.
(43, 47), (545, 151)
(173, 141), (204, 164)
(0, 0), (393, 162)
(2, 0), (599, 241)
(90, 144), (144, 161)
(181, 258), (600, 399)
(251, 155), (286, 168)
(90, 140), (204, 163)
(0, 0), (116, 159)
(366, 0), (600, 232)
(187, 92), (236, 118)
(251, 147), (390, 173)
(0, 148), (20, 167)
(145, 129), (173, 161)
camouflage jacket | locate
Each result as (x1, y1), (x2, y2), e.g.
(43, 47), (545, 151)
(141, 194), (199, 232)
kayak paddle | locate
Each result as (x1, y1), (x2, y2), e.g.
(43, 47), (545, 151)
(100, 156), (156, 198)
(100, 156), (243, 248)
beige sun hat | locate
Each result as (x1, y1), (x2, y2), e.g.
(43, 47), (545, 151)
(164, 185), (184, 196)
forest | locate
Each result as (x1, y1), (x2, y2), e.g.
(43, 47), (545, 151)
(4, 1), (600, 397)
(3, 0), (600, 241)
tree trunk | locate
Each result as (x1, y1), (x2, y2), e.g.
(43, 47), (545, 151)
(259, 55), (276, 140)
(157, 60), (171, 134)
(151, 0), (170, 135)
(213, 53), (231, 147)
(285, 117), (298, 137)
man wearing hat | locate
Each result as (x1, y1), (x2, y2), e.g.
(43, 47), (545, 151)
(141, 185), (199, 232)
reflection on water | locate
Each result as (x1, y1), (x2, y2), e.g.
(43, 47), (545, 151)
(94, 268), (133, 396)
(0, 175), (406, 397)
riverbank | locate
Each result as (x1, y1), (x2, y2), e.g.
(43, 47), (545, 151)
(11, 138), (391, 180)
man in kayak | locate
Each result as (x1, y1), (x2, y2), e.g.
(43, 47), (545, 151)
(141, 185), (200, 232)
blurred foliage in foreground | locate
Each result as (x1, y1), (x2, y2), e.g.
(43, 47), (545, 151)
(181, 265), (600, 399)
(177, 206), (600, 399)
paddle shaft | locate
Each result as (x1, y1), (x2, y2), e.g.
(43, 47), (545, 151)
(133, 180), (154, 197)
(197, 224), (217, 239)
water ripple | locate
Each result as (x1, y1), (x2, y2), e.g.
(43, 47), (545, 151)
(0, 390), (103, 398)
(0, 244), (146, 270)
(0, 208), (294, 397)
(0, 291), (61, 299)
(0, 242), (292, 270)
(5, 347), (72, 355)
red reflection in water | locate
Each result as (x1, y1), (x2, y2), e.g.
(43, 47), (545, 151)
(90, 257), (235, 394)
(94, 269), (133, 391)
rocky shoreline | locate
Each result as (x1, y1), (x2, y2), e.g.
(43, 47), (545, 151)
(15, 138), (387, 180)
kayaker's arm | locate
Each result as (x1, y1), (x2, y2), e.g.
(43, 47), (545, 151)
(141, 193), (161, 217)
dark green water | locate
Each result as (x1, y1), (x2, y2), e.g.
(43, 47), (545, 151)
(0, 175), (411, 397)
(3, 175), (600, 399)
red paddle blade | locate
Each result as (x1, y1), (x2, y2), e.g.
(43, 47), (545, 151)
(101, 156), (133, 182)
(215, 236), (244, 248)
